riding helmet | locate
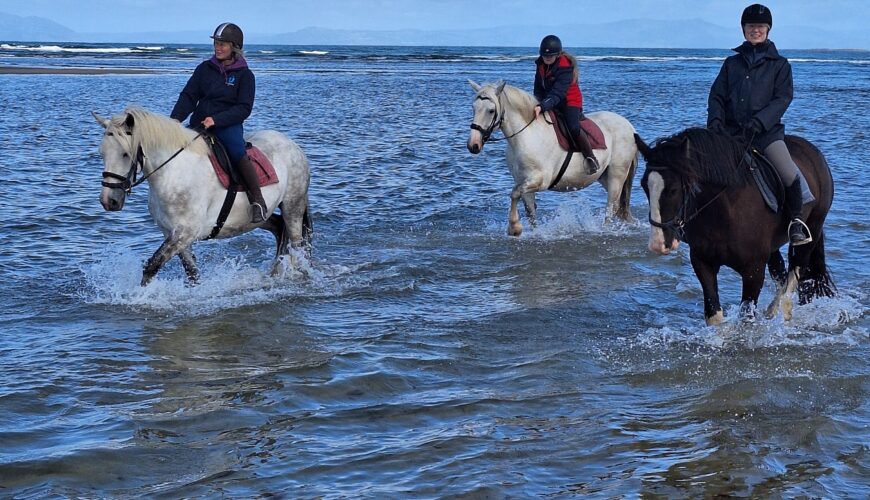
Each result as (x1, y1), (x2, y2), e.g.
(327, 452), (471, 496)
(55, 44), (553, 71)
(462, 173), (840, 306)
(741, 4), (772, 28)
(211, 22), (244, 49)
(539, 35), (563, 57)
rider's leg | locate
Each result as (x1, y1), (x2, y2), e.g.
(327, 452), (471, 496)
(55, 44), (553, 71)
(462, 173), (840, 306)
(215, 124), (267, 223)
(764, 140), (811, 246)
(565, 106), (598, 175)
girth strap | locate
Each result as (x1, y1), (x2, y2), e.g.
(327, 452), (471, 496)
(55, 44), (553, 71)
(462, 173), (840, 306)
(548, 151), (574, 190)
(206, 183), (239, 240)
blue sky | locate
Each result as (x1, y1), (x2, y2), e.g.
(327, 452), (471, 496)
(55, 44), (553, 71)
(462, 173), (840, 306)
(0, 0), (866, 34)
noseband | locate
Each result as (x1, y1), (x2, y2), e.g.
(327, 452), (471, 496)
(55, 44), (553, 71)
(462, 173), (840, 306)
(469, 94), (503, 144)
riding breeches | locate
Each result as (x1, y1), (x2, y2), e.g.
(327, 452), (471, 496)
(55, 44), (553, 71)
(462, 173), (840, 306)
(763, 140), (799, 185)
(213, 123), (247, 165)
(560, 105), (583, 139)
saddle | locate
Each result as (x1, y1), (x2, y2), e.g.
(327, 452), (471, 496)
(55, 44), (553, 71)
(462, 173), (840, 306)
(746, 148), (783, 213)
(546, 110), (607, 152)
(203, 132), (279, 190)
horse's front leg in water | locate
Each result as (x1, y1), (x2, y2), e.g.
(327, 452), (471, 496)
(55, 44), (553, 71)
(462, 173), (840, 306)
(178, 248), (199, 285)
(691, 254), (724, 326)
(141, 237), (188, 286)
(522, 193), (537, 228)
(508, 185), (524, 236)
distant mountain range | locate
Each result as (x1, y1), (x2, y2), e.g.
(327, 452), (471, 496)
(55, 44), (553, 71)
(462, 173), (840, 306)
(1, 11), (868, 49)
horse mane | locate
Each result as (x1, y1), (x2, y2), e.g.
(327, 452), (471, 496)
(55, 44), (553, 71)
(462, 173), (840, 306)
(111, 106), (209, 156)
(648, 127), (753, 187)
(500, 84), (539, 116)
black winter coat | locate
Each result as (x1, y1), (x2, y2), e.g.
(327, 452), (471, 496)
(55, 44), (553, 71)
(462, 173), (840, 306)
(170, 58), (255, 128)
(707, 40), (792, 149)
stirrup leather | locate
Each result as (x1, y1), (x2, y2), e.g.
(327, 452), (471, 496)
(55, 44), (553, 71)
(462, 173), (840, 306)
(788, 218), (812, 246)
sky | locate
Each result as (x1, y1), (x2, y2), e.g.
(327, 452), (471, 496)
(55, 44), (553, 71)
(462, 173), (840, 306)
(1, 0), (867, 34)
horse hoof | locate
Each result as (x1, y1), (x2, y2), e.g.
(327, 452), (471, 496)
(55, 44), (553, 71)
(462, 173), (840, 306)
(782, 297), (794, 321)
(508, 224), (523, 237)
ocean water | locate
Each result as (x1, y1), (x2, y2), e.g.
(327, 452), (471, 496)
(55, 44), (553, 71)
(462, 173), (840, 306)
(0, 42), (868, 497)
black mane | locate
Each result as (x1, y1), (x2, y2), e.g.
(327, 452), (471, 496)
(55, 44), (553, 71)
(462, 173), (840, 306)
(646, 127), (753, 187)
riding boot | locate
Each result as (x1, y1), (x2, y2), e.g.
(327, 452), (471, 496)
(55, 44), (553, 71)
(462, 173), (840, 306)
(236, 155), (268, 223)
(785, 178), (812, 246)
(574, 130), (600, 175)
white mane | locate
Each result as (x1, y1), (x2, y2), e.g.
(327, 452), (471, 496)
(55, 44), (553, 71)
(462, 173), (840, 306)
(110, 106), (209, 156)
(500, 84), (539, 115)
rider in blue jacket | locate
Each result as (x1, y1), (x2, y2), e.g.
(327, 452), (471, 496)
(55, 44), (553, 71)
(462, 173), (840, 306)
(707, 4), (811, 246)
(171, 22), (266, 223)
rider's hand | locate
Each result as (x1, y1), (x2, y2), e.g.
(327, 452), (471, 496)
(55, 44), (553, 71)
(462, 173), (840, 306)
(534, 105), (542, 118)
(201, 117), (215, 129)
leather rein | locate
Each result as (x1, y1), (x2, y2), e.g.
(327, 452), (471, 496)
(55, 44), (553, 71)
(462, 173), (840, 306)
(469, 94), (535, 144)
(101, 130), (203, 193)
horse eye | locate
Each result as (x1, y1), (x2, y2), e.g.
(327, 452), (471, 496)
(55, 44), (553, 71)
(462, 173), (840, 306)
(122, 153), (129, 158)
(488, 109), (495, 114)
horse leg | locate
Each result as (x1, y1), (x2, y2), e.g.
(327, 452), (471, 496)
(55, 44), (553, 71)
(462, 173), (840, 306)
(142, 236), (190, 286)
(508, 185), (524, 236)
(738, 262), (766, 322)
(259, 211), (288, 256)
(767, 250), (787, 288)
(601, 168), (625, 223)
(521, 193), (537, 228)
(691, 254), (723, 326)
(178, 248), (199, 285)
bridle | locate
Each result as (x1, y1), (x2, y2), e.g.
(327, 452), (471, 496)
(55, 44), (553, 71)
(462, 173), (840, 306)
(646, 133), (755, 241)
(101, 129), (203, 194)
(469, 92), (535, 145)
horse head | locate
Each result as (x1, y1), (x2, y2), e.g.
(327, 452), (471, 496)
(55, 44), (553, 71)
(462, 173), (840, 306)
(467, 79), (506, 154)
(636, 133), (689, 255)
(93, 110), (141, 211)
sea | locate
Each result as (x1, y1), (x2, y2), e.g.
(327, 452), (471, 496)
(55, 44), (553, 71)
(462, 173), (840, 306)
(0, 42), (868, 497)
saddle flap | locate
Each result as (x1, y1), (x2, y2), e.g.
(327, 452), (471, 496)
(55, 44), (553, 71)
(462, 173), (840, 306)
(747, 149), (783, 213)
(208, 145), (280, 191)
(546, 110), (607, 152)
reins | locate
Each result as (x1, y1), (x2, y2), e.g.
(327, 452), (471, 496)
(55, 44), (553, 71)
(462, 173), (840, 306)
(469, 93), (535, 145)
(649, 131), (756, 239)
(101, 131), (204, 193)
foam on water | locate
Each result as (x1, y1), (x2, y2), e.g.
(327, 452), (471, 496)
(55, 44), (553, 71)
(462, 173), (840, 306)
(77, 244), (365, 316)
(637, 291), (867, 350)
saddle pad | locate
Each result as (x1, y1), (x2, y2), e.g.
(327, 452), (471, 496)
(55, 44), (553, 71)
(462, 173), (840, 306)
(209, 146), (279, 191)
(546, 111), (607, 151)
(747, 149), (783, 213)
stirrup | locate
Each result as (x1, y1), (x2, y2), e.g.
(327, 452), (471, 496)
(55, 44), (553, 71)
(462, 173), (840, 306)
(584, 156), (599, 175)
(788, 218), (812, 246)
(250, 202), (267, 224)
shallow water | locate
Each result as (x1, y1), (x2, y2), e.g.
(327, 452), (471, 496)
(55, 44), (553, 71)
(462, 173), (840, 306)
(0, 44), (868, 497)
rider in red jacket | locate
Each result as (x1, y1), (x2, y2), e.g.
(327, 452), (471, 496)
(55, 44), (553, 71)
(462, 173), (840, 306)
(533, 35), (599, 175)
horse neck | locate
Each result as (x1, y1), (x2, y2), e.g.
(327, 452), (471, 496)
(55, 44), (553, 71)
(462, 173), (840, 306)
(498, 89), (537, 139)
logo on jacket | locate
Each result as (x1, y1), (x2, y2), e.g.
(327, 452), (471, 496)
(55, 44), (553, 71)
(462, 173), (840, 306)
(226, 75), (237, 86)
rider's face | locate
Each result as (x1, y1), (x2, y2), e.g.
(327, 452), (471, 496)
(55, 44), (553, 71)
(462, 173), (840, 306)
(542, 54), (558, 65)
(743, 23), (769, 45)
(213, 40), (233, 61)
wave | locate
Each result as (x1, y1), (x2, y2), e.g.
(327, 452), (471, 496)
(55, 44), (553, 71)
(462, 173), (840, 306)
(298, 50), (329, 56)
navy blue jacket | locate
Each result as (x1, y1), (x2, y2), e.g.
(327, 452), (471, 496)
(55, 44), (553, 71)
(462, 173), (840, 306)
(707, 40), (793, 149)
(170, 57), (255, 128)
(534, 54), (583, 112)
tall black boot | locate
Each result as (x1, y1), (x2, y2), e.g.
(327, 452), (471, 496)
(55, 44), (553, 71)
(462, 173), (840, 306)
(574, 130), (600, 175)
(785, 178), (812, 246)
(237, 155), (268, 223)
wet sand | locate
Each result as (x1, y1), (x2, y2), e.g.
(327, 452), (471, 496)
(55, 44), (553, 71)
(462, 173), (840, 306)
(0, 66), (155, 74)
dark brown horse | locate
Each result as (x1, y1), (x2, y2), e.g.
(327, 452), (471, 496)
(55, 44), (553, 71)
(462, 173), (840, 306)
(635, 128), (835, 325)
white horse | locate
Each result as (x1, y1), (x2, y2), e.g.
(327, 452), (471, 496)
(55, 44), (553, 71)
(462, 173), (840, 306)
(467, 80), (638, 236)
(93, 106), (312, 285)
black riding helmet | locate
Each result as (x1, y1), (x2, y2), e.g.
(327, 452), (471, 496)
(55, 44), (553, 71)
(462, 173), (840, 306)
(211, 22), (244, 49)
(741, 4), (773, 28)
(539, 35), (562, 57)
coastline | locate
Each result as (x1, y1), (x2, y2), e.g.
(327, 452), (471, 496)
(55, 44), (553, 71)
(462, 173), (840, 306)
(0, 66), (156, 75)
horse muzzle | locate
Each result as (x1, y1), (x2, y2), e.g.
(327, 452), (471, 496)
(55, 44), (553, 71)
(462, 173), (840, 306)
(100, 187), (127, 211)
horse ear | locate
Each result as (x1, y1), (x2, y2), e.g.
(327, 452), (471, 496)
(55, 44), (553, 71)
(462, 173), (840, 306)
(92, 111), (109, 128)
(495, 80), (506, 94)
(634, 133), (652, 159)
(468, 79), (482, 92)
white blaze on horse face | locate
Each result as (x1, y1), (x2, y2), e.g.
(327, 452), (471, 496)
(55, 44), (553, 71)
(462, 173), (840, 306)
(647, 171), (677, 254)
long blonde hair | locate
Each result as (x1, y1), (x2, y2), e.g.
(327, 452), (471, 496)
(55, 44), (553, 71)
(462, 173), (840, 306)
(561, 51), (580, 84)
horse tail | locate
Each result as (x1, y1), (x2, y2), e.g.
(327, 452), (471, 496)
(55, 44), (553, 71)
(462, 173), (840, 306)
(798, 229), (836, 304)
(616, 153), (638, 220)
(302, 196), (314, 244)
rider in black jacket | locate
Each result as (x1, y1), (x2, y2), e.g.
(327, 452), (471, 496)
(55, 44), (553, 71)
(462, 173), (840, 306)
(707, 4), (811, 246)
(171, 22), (266, 224)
